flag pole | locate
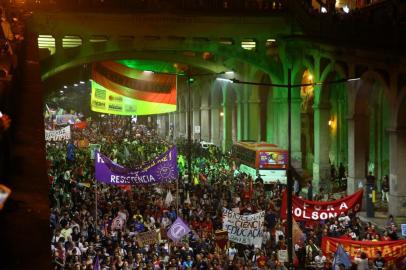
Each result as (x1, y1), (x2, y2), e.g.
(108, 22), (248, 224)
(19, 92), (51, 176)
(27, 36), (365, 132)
(176, 175), (179, 216)
(95, 181), (98, 232)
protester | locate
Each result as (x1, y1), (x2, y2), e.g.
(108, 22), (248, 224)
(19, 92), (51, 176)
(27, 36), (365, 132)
(45, 108), (402, 270)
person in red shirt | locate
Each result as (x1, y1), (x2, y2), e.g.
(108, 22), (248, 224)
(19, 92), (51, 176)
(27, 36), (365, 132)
(256, 251), (268, 270)
(201, 216), (213, 234)
(190, 216), (200, 231)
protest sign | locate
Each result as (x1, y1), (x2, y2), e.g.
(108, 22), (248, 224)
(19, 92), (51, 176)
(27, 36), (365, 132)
(222, 208), (265, 247)
(55, 114), (77, 125)
(401, 224), (406, 237)
(45, 126), (71, 141)
(322, 237), (406, 263)
(280, 190), (363, 221)
(278, 250), (288, 262)
(136, 230), (159, 247)
(89, 144), (101, 160)
(111, 216), (125, 231)
(95, 147), (178, 185)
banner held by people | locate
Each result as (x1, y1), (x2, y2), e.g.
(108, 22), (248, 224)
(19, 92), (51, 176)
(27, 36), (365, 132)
(280, 190), (363, 221)
(45, 126), (71, 141)
(95, 147), (178, 185)
(322, 237), (406, 263)
(222, 208), (265, 247)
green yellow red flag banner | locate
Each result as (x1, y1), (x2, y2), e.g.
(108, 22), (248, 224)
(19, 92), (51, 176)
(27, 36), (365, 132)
(321, 237), (406, 262)
(91, 61), (176, 115)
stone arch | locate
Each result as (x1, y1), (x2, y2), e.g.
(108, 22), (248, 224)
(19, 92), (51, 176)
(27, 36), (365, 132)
(318, 62), (347, 106)
(351, 69), (391, 190)
(388, 86), (406, 217)
(41, 50), (229, 81)
(299, 68), (315, 176)
(249, 69), (273, 142)
(313, 65), (349, 190)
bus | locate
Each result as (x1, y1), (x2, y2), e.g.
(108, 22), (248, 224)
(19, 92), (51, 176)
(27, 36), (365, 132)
(231, 141), (288, 184)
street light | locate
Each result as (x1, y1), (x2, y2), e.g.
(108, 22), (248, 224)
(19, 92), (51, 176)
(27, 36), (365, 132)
(227, 70), (360, 268)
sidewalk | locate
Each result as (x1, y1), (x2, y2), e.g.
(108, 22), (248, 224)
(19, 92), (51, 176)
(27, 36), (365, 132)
(358, 211), (389, 230)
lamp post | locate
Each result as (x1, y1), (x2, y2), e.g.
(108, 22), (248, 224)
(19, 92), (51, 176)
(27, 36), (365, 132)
(187, 75), (193, 189)
(228, 73), (359, 268)
(286, 68), (293, 268)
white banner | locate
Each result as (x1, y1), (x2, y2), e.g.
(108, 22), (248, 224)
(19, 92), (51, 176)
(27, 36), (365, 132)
(45, 126), (71, 141)
(222, 208), (265, 247)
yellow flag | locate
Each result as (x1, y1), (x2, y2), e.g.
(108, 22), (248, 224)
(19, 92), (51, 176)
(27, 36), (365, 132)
(193, 175), (199, 185)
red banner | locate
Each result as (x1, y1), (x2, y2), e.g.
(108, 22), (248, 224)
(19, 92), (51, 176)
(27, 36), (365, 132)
(280, 190), (363, 221)
(322, 237), (406, 263)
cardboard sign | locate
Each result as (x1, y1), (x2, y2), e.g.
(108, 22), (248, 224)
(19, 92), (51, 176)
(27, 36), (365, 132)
(401, 224), (406, 237)
(136, 230), (159, 247)
(278, 250), (288, 262)
(45, 126), (71, 141)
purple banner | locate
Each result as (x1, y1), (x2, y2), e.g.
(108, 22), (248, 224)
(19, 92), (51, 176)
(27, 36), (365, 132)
(167, 217), (191, 242)
(95, 147), (178, 185)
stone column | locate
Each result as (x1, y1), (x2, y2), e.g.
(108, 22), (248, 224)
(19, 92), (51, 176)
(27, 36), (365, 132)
(277, 97), (288, 149)
(291, 97), (302, 169)
(243, 101), (249, 140)
(248, 99), (260, 141)
(389, 129), (406, 218)
(237, 100), (244, 141)
(157, 115), (166, 138)
(174, 112), (180, 140)
(270, 98), (282, 145)
(347, 115), (368, 194)
(313, 104), (331, 192)
(200, 106), (211, 142)
(168, 113), (175, 142)
(193, 107), (201, 141)
(179, 109), (186, 139)
(211, 106), (221, 146)
(223, 102), (233, 152)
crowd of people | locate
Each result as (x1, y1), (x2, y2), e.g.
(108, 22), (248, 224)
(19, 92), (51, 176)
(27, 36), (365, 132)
(45, 110), (405, 270)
